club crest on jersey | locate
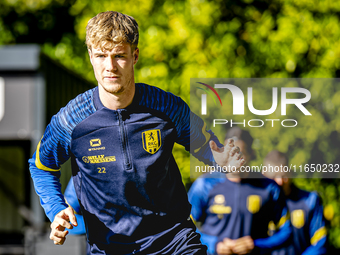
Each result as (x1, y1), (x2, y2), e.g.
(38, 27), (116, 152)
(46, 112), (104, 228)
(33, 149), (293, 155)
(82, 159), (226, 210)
(142, 129), (161, 154)
(247, 195), (261, 214)
(214, 194), (225, 204)
(210, 194), (232, 218)
(292, 209), (305, 229)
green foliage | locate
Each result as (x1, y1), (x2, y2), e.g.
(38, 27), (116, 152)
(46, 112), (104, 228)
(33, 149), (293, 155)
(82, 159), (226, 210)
(1, 0), (340, 248)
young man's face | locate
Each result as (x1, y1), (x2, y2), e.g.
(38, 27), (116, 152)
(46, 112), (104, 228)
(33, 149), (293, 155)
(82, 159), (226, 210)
(262, 161), (290, 190)
(88, 43), (139, 95)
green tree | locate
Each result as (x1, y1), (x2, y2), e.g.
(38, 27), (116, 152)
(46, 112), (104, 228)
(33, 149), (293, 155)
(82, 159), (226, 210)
(1, 0), (340, 249)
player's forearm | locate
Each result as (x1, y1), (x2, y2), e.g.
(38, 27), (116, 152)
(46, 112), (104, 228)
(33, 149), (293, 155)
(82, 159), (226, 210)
(198, 137), (222, 164)
(197, 230), (217, 255)
(301, 239), (327, 255)
(254, 223), (292, 251)
(29, 157), (68, 222)
(191, 126), (223, 165)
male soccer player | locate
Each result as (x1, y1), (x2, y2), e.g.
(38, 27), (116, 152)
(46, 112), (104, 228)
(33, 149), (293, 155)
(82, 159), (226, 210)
(188, 127), (292, 255)
(29, 11), (245, 254)
(263, 150), (327, 255)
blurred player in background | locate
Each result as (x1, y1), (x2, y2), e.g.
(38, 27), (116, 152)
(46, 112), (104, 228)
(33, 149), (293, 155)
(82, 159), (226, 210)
(188, 127), (292, 254)
(28, 11), (246, 255)
(263, 150), (327, 255)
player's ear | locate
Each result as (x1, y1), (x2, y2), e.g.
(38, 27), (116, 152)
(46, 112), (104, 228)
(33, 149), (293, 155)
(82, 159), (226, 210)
(88, 49), (93, 65)
(133, 48), (139, 65)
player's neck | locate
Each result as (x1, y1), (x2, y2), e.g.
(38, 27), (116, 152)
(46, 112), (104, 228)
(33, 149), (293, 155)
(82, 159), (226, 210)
(227, 176), (241, 183)
(226, 172), (249, 182)
(98, 83), (135, 110)
(283, 183), (292, 196)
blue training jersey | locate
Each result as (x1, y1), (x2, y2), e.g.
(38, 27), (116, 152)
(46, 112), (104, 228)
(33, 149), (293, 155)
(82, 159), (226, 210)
(272, 184), (327, 255)
(188, 173), (292, 255)
(29, 83), (221, 254)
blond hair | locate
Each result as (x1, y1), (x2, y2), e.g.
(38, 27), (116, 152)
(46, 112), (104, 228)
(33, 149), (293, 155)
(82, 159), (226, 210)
(86, 11), (139, 51)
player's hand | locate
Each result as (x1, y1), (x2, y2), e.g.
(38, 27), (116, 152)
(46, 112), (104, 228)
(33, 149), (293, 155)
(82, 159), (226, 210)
(50, 207), (78, 245)
(216, 238), (235, 255)
(210, 139), (246, 169)
(232, 236), (254, 255)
